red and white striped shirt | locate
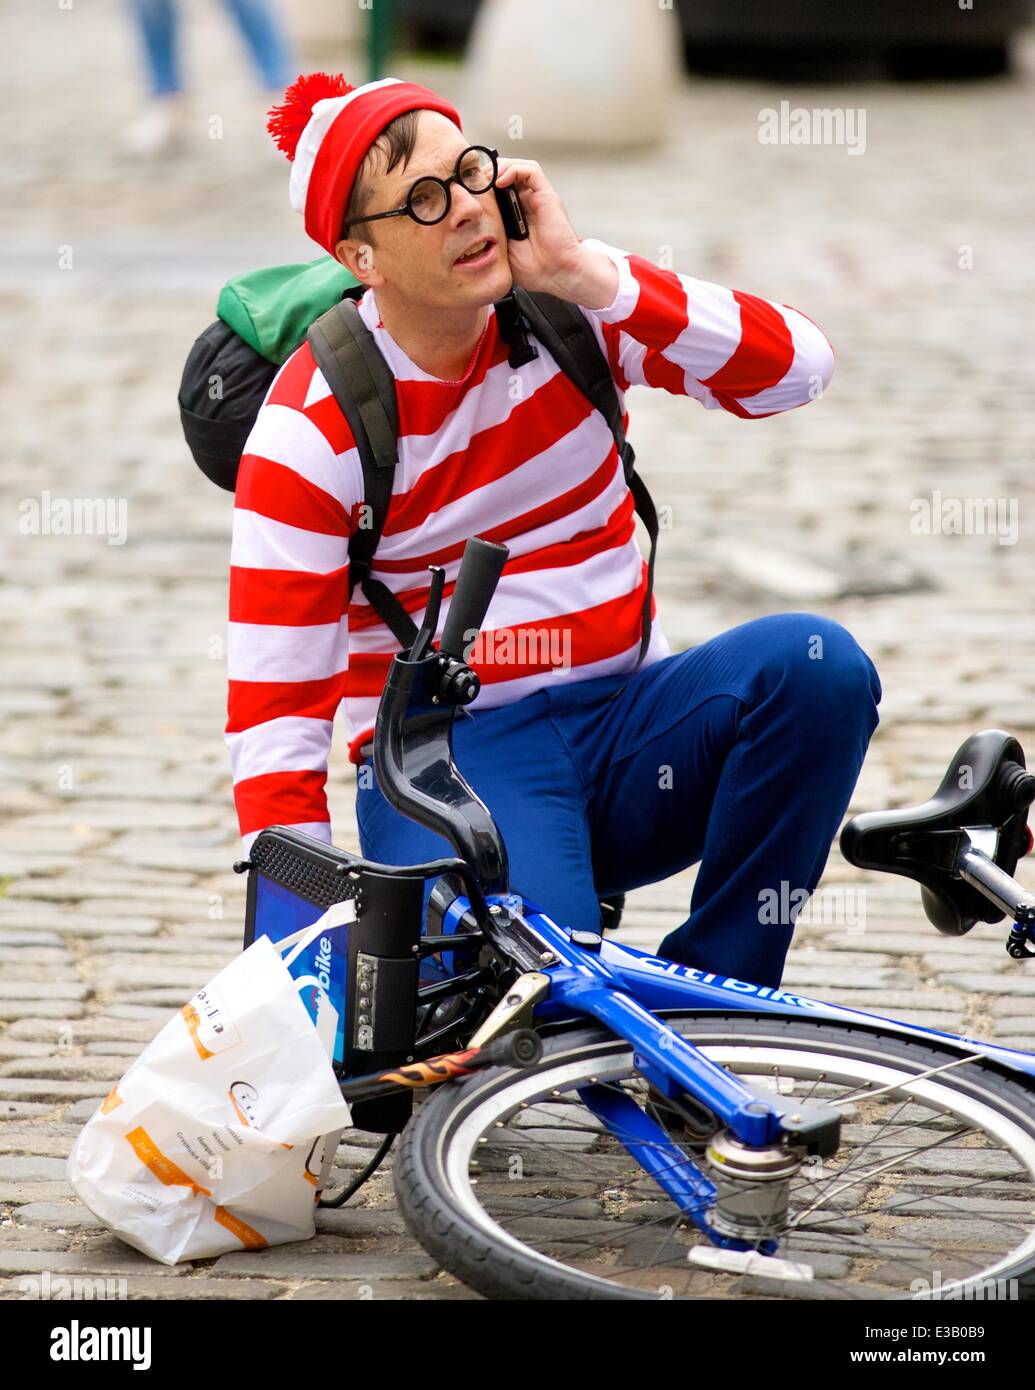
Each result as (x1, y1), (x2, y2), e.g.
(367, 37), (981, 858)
(226, 239), (834, 850)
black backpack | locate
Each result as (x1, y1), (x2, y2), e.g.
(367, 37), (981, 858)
(180, 285), (660, 660)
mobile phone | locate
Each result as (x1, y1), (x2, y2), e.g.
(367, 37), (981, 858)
(495, 184), (529, 240)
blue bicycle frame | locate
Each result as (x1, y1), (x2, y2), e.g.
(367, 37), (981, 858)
(437, 887), (1035, 1252)
(372, 541), (1035, 1256)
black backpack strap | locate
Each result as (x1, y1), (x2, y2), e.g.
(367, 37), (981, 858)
(306, 298), (418, 650)
(513, 289), (658, 671)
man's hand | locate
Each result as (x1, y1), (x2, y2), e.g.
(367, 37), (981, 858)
(495, 157), (619, 311)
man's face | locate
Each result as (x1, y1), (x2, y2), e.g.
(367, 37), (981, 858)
(340, 111), (513, 310)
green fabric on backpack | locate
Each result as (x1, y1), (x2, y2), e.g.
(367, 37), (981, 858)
(216, 255), (360, 366)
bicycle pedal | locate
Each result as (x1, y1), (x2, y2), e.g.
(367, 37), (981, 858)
(688, 1247), (814, 1282)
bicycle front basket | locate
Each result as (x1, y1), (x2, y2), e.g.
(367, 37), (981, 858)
(243, 826), (426, 1133)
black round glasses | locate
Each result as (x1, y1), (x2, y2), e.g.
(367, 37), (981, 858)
(343, 146), (499, 235)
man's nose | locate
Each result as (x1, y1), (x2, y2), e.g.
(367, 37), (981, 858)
(449, 181), (485, 226)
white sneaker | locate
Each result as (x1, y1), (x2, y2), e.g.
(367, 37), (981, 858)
(122, 96), (187, 158)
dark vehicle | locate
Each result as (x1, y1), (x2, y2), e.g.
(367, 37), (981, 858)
(394, 0), (1032, 79)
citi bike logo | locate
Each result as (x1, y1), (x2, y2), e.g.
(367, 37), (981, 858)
(640, 955), (823, 1011)
(313, 935), (333, 992)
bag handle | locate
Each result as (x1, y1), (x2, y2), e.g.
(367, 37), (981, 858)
(277, 898), (357, 970)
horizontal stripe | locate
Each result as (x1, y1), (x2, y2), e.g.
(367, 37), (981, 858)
(227, 616), (349, 684)
(349, 519), (640, 638)
(230, 509), (350, 575)
(241, 820), (332, 854)
(343, 620), (672, 764)
(226, 671), (348, 733)
(266, 344), (320, 410)
(233, 769), (331, 837)
(240, 403), (362, 506)
(382, 371), (594, 537)
(344, 572), (649, 697)
(378, 411), (616, 562)
(225, 714), (334, 784)
(229, 562), (350, 627)
(352, 447), (624, 601)
(236, 454), (353, 537)
(392, 338), (514, 438)
(262, 344), (360, 455)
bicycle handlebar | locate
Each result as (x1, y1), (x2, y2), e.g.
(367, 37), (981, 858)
(439, 538), (509, 661)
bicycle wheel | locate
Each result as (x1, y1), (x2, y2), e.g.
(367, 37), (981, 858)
(394, 1014), (1035, 1300)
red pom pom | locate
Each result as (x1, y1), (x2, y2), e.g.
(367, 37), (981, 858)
(266, 72), (354, 160)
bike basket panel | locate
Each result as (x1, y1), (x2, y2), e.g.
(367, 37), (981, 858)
(244, 828), (424, 1132)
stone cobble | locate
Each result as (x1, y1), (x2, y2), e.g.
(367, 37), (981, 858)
(2, 0), (1034, 1300)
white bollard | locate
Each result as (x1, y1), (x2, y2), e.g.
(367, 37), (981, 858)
(464, 0), (682, 150)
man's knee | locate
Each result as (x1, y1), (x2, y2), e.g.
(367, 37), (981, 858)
(754, 612), (881, 728)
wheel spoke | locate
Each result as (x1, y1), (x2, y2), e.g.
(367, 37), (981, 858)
(403, 1023), (1035, 1299)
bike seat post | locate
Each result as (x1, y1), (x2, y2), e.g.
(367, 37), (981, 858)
(957, 838), (1035, 925)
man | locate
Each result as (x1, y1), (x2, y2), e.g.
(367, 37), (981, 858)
(227, 73), (881, 989)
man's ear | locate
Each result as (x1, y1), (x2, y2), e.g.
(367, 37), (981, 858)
(334, 237), (384, 288)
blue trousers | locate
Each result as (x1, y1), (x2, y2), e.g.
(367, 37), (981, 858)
(356, 613), (881, 989)
(130, 0), (295, 96)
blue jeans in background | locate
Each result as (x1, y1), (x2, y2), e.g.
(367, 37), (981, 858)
(356, 613), (882, 990)
(130, 0), (295, 96)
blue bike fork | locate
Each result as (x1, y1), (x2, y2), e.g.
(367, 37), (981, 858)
(468, 895), (795, 1250)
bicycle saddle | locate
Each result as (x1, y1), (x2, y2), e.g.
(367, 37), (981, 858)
(840, 729), (1035, 935)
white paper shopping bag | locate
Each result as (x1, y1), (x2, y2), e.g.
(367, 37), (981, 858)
(68, 900), (357, 1265)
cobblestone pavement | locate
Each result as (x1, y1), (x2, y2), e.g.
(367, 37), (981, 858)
(2, 1), (1034, 1298)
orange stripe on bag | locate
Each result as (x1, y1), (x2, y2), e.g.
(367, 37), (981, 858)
(229, 1093), (251, 1127)
(213, 1205), (268, 1250)
(101, 1088), (123, 1113)
(125, 1126), (212, 1197)
(180, 1002), (215, 1060)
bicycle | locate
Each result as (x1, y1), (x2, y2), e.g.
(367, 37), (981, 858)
(241, 538), (1035, 1300)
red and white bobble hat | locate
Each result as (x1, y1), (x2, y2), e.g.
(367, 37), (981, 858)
(267, 72), (463, 255)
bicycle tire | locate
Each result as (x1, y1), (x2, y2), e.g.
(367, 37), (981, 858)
(395, 1013), (1035, 1300)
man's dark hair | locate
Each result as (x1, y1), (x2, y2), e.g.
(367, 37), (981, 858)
(341, 110), (421, 245)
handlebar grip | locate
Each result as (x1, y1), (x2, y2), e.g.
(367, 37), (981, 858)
(439, 538), (509, 661)
(476, 1028), (542, 1069)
